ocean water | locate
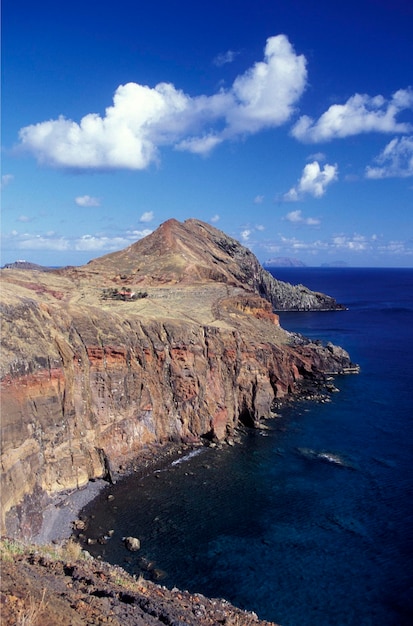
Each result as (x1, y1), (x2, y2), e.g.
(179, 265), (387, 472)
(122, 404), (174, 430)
(81, 268), (413, 626)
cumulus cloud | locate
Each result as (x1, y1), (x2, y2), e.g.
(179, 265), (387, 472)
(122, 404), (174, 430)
(75, 194), (100, 207)
(210, 214), (220, 223)
(365, 135), (413, 178)
(139, 211), (154, 222)
(213, 49), (239, 67)
(18, 35), (307, 171)
(283, 161), (338, 201)
(284, 209), (320, 225)
(292, 88), (413, 143)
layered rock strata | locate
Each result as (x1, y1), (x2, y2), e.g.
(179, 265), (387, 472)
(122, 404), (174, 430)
(1, 219), (357, 538)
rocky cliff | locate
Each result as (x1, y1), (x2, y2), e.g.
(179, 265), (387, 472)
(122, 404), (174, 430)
(0, 218), (356, 538)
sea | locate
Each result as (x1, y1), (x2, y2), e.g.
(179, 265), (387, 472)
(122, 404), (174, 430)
(81, 268), (413, 626)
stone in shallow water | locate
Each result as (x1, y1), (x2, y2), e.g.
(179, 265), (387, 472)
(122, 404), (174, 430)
(124, 536), (141, 551)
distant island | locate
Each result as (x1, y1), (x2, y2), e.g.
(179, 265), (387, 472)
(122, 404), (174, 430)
(263, 257), (306, 268)
(1, 260), (54, 271)
(263, 258), (351, 268)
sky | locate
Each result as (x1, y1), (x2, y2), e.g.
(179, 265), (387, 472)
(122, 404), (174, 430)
(1, 0), (413, 267)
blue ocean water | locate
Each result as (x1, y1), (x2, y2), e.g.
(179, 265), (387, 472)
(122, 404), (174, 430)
(82, 268), (413, 626)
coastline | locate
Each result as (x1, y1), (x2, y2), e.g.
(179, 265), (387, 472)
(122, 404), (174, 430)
(32, 441), (206, 545)
(32, 375), (342, 547)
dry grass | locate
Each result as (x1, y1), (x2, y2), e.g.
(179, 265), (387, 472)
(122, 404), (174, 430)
(0, 536), (84, 564)
(60, 536), (83, 561)
(16, 588), (47, 626)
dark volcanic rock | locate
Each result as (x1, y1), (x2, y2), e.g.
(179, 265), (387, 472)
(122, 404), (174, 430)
(0, 539), (277, 625)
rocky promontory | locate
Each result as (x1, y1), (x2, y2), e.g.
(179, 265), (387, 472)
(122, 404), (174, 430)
(1, 218), (357, 540)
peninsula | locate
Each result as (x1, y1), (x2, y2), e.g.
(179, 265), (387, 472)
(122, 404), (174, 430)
(1, 218), (356, 537)
(0, 218), (358, 624)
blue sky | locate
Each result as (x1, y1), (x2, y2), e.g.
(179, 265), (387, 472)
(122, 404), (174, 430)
(2, 0), (413, 267)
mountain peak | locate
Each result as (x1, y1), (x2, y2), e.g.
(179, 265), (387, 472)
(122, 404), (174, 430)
(81, 218), (345, 310)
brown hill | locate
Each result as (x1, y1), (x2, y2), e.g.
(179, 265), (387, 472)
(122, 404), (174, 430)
(81, 218), (344, 310)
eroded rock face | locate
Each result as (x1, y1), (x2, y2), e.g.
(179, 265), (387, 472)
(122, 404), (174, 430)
(0, 219), (357, 538)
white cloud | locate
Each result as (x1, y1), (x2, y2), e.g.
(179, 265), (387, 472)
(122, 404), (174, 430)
(139, 211), (154, 223)
(18, 35), (307, 171)
(284, 161), (338, 201)
(5, 228), (153, 253)
(241, 229), (251, 242)
(17, 234), (71, 251)
(285, 210), (302, 222)
(307, 152), (326, 162)
(213, 49), (239, 67)
(292, 88), (413, 143)
(176, 134), (223, 155)
(17, 215), (33, 223)
(254, 195), (264, 204)
(263, 231), (410, 259)
(74, 235), (133, 251)
(75, 194), (100, 207)
(284, 209), (320, 226)
(210, 214), (220, 223)
(227, 35), (307, 135)
(1, 174), (14, 189)
(332, 233), (368, 251)
(365, 135), (413, 178)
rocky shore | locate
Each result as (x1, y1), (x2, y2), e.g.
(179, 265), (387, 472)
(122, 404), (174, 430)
(33, 442), (202, 545)
(1, 439), (280, 625)
(1, 537), (278, 625)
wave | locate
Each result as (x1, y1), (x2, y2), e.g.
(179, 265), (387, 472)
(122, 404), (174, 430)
(296, 447), (354, 469)
(170, 448), (205, 466)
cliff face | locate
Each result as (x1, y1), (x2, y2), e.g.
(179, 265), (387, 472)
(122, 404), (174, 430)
(0, 219), (356, 538)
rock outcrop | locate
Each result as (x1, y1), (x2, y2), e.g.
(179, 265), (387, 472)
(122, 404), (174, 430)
(0, 218), (357, 538)
(1, 538), (277, 626)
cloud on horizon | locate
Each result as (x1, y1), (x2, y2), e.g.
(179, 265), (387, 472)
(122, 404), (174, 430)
(4, 228), (153, 253)
(17, 35), (307, 171)
(283, 160), (338, 201)
(263, 232), (413, 259)
(292, 88), (413, 143)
